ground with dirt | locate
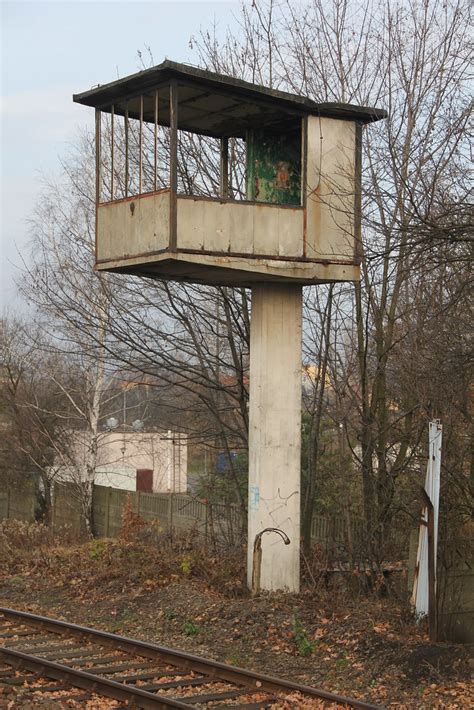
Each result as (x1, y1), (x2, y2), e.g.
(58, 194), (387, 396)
(0, 524), (471, 709)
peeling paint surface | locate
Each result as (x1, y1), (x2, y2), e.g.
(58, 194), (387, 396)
(246, 124), (301, 206)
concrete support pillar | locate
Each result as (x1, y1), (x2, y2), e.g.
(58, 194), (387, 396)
(247, 283), (302, 593)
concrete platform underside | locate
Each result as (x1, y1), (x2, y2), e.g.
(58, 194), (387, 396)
(97, 252), (358, 288)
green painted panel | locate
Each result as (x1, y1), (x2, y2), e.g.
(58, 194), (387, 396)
(246, 122), (301, 206)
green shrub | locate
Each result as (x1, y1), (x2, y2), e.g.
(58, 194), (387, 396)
(292, 611), (316, 657)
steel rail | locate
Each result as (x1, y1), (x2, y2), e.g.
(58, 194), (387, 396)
(0, 606), (385, 710)
(0, 647), (191, 709)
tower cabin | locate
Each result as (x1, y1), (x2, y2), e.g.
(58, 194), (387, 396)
(73, 61), (386, 286)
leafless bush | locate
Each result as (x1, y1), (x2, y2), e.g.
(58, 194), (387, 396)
(0, 520), (80, 571)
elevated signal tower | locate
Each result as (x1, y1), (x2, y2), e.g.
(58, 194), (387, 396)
(74, 61), (386, 591)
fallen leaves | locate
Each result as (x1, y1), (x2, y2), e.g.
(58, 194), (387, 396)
(0, 538), (472, 709)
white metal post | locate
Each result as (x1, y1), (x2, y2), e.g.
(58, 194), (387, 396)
(412, 420), (442, 618)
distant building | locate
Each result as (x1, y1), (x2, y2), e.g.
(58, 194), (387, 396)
(302, 364), (332, 392)
(56, 430), (187, 493)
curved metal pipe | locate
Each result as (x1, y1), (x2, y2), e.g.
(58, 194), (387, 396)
(251, 527), (290, 595)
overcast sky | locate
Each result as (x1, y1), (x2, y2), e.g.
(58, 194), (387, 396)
(1, 0), (238, 311)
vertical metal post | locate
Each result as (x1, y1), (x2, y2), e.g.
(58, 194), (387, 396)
(110, 105), (115, 201)
(124, 104), (129, 198)
(427, 501), (438, 642)
(154, 90), (159, 192)
(252, 535), (262, 596)
(246, 129), (254, 199)
(301, 117), (308, 256)
(421, 487), (438, 642)
(95, 109), (101, 205)
(301, 116), (308, 253)
(139, 95), (143, 194)
(169, 81), (178, 251)
(220, 137), (229, 198)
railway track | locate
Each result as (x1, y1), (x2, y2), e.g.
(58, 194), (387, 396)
(0, 607), (383, 709)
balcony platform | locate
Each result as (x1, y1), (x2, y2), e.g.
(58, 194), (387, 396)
(96, 190), (360, 287)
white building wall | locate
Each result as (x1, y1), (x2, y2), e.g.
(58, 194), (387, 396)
(57, 431), (187, 493)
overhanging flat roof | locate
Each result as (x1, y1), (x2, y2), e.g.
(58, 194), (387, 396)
(73, 60), (387, 139)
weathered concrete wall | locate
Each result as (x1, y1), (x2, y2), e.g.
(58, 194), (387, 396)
(247, 283), (302, 592)
(306, 116), (357, 260)
(177, 196), (304, 258)
(97, 189), (170, 263)
(97, 250), (359, 286)
(0, 481), (36, 522)
(51, 483), (243, 543)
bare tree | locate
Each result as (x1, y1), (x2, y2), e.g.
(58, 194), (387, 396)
(20, 126), (251, 521)
(192, 0), (472, 552)
(17, 137), (114, 532)
(0, 317), (77, 519)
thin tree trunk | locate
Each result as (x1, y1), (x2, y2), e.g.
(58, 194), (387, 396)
(302, 286), (333, 552)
